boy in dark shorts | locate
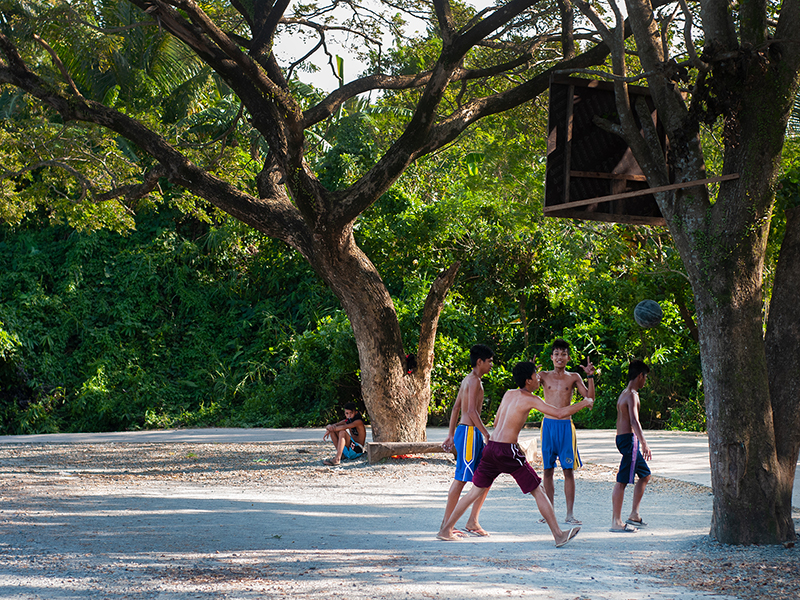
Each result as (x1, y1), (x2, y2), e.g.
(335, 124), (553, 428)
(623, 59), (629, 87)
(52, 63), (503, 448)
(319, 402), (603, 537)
(611, 360), (652, 532)
(437, 362), (593, 547)
(322, 402), (367, 466)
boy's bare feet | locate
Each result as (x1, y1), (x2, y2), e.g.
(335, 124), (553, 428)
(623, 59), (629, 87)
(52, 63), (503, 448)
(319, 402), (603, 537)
(554, 525), (580, 547)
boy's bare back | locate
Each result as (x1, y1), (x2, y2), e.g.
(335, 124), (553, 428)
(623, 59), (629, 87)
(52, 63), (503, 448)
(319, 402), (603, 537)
(490, 389), (537, 444)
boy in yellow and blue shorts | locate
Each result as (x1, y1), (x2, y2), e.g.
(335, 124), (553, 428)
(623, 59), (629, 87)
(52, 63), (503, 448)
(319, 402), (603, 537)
(439, 344), (494, 538)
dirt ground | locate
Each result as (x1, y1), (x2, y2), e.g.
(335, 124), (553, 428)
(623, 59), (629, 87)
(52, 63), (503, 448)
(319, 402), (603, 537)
(0, 441), (797, 599)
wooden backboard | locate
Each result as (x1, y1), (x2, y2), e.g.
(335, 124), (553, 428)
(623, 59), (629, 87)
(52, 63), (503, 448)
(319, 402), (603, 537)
(544, 76), (667, 226)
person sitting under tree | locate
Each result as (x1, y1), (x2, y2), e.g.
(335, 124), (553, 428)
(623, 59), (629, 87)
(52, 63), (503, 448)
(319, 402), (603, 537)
(322, 402), (366, 466)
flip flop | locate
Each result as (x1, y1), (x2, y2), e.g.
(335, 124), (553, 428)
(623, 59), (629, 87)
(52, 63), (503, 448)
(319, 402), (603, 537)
(436, 532), (461, 541)
(322, 458), (340, 466)
(610, 523), (638, 533)
(626, 518), (647, 527)
(463, 527), (490, 537)
(555, 526), (580, 547)
(564, 517), (583, 525)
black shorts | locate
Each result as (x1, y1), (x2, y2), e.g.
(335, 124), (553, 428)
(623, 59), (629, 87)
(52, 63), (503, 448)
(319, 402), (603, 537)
(616, 433), (650, 484)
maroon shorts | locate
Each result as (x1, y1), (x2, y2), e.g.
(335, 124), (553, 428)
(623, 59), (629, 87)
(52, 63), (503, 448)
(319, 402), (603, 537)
(472, 441), (542, 494)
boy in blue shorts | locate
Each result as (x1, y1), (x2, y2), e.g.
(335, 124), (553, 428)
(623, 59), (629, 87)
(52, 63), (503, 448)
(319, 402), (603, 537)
(439, 344), (494, 538)
(536, 339), (595, 525)
(322, 402), (367, 466)
(611, 360), (652, 532)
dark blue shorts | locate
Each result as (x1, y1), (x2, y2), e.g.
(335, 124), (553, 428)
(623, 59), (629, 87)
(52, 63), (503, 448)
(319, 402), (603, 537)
(616, 433), (650, 484)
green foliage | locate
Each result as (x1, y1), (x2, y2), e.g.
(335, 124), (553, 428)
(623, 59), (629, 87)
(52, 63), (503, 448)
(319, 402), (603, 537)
(0, 209), (356, 433)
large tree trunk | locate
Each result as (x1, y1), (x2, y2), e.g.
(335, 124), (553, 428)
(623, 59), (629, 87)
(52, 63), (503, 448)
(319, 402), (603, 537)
(696, 302), (787, 543)
(657, 124), (797, 543)
(308, 231), (457, 442)
(696, 61), (798, 544)
(659, 78), (798, 542)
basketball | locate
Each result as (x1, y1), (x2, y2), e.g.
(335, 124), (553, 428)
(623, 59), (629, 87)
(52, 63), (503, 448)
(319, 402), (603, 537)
(634, 300), (663, 328)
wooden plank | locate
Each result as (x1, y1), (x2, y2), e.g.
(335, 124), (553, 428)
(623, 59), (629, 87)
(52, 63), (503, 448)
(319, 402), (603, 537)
(366, 438), (538, 464)
(366, 441), (455, 464)
(544, 173), (740, 213)
(570, 170), (648, 182)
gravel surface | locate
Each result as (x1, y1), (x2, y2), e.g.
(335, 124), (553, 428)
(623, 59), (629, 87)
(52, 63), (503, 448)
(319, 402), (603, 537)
(0, 441), (797, 599)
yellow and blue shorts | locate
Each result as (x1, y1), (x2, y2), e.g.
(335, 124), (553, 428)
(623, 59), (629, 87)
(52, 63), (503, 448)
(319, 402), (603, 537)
(454, 424), (484, 482)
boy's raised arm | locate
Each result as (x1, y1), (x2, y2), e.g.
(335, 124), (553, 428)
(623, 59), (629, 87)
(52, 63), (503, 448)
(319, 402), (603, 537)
(576, 357), (596, 399)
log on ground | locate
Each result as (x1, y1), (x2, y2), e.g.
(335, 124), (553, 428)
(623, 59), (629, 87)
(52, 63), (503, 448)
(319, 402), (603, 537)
(366, 442), (456, 464)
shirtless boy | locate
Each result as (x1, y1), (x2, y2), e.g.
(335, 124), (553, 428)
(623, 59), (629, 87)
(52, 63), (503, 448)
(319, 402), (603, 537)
(536, 339), (595, 524)
(439, 344), (494, 538)
(322, 402), (367, 466)
(611, 360), (652, 532)
(437, 361), (593, 547)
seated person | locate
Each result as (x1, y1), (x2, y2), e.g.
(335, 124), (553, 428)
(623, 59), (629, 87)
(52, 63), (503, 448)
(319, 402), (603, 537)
(322, 402), (366, 465)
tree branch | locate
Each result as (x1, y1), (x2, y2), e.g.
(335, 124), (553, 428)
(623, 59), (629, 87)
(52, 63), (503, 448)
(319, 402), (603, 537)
(557, 0), (575, 59)
(433, 0), (456, 45)
(302, 39), (551, 129)
(677, 0), (710, 71)
(0, 42), (310, 253)
(775, 0), (800, 73)
(698, 0), (737, 49)
(161, 0), (302, 123)
(251, 0), (292, 61)
(1, 159), (91, 201)
(416, 262), (461, 374)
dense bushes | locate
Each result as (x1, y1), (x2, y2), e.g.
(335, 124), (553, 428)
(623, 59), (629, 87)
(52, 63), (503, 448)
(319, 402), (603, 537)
(0, 209), (354, 433)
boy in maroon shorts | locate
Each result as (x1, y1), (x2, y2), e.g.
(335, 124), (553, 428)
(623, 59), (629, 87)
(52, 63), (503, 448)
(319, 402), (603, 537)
(436, 362), (593, 547)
